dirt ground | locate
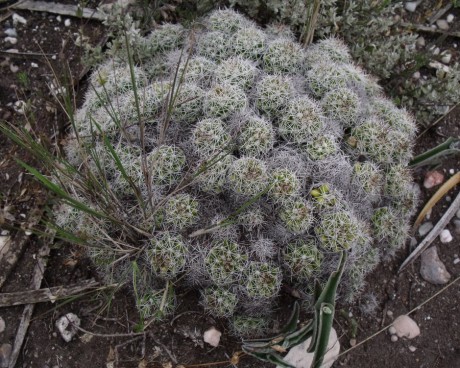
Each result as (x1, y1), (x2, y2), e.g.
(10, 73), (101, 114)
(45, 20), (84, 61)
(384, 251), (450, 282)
(0, 2), (459, 368)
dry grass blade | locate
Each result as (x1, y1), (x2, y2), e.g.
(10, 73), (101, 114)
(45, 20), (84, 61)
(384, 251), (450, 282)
(400, 188), (460, 272)
(413, 172), (460, 230)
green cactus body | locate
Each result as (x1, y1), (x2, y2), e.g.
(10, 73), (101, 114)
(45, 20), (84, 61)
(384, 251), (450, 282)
(205, 241), (248, 285)
(316, 210), (361, 251)
(147, 233), (188, 279)
(228, 157), (269, 196)
(284, 239), (323, 280)
(192, 118), (232, 157)
(238, 115), (275, 157)
(263, 38), (305, 74)
(202, 286), (238, 317)
(255, 74), (295, 117)
(279, 199), (314, 234)
(244, 262), (281, 298)
(148, 145), (186, 186)
(269, 168), (301, 203)
(163, 193), (199, 230)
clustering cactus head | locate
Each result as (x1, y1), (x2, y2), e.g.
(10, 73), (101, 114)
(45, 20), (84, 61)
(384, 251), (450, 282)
(60, 9), (418, 335)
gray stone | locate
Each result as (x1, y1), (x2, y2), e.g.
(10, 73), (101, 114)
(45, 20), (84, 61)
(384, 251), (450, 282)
(436, 19), (449, 31)
(56, 313), (80, 342)
(0, 344), (12, 368)
(420, 247), (451, 285)
(416, 36), (425, 47)
(392, 315), (420, 339)
(418, 222), (434, 237)
(277, 328), (340, 368)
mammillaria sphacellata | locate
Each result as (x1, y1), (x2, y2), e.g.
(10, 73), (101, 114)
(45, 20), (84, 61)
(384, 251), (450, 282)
(58, 9), (418, 336)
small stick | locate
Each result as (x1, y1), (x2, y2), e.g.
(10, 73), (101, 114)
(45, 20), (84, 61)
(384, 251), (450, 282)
(399, 21), (460, 39)
(8, 244), (50, 368)
(399, 189), (460, 272)
(428, 2), (452, 25)
(0, 279), (100, 307)
(9, 0), (107, 21)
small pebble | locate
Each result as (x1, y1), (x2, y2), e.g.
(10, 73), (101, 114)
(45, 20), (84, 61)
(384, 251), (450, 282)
(416, 36), (425, 47)
(412, 71), (420, 79)
(449, 169), (455, 174)
(392, 315), (420, 339)
(432, 47), (441, 56)
(423, 170), (444, 189)
(409, 346), (417, 352)
(425, 208), (432, 220)
(446, 196), (451, 202)
(439, 229), (453, 243)
(453, 258), (460, 265)
(0, 317), (5, 333)
(10, 64), (19, 73)
(386, 310), (393, 317)
(436, 19), (449, 31)
(203, 327), (221, 347)
(12, 13), (27, 25)
(4, 28), (17, 37)
(418, 222), (433, 237)
(56, 313), (80, 342)
(420, 247), (451, 285)
(56, 15), (61, 22)
(389, 326), (397, 335)
(64, 19), (71, 27)
(391, 335), (398, 342)
(447, 14), (454, 23)
(31, 62), (38, 68)
(441, 53), (452, 64)
(405, 1), (420, 12)
(349, 338), (356, 347)
(4, 37), (17, 44)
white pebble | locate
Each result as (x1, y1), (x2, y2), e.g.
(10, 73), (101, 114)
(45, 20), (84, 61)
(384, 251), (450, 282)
(433, 47), (441, 56)
(391, 335), (398, 342)
(409, 345), (417, 352)
(436, 19), (449, 31)
(446, 14), (454, 23)
(453, 258), (460, 265)
(386, 310), (394, 317)
(392, 315), (420, 339)
(389, 326), (397, 335)
(56, 313), (80, 342)
(64, 19), (71, 27)
(449, 169), (455, 175)
(12, 13), (27, 25)
(416, 36), (425, 47)
(441, 53), (452, 64)
(31, 62), (38, 68)
(56, 15), (62, 22)
(412, 71), (420, 79)
(203, 327), (221, 347)
(10, 64), (19, 73)
(405, 1), (420, 12)
(439, 229), (453, 243)
(418, 222), (433, 237)
(4, 37), (17, 44)
(4, 28), (17, 37)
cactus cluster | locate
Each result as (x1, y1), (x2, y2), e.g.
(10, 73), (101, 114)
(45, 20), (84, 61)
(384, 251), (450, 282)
(59, 9), (418, 336)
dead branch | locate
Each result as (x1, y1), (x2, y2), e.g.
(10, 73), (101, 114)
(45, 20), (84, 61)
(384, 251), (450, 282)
(8, 244), (50, 368)
(9, 0), (107, 21)
(0, 279), (100, 307)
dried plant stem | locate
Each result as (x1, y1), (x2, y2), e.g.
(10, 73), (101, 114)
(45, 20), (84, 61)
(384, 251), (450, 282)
(301, 0), (321, 46)
(399, 188), (460, 272)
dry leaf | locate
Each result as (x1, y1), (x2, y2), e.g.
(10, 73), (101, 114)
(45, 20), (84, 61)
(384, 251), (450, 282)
(413, 172), (460, 230)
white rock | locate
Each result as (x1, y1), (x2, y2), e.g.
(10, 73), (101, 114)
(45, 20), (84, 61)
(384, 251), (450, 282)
(418, 222), (433, 237)
(9, 64), (19, 73)
(416, 36), (425, 47)
(436, 19), (449, 31)
(0, 317), (5, 333)
(203, 327), (221, 347)
(31, 62), (38, 68)
(64, 19), (71, 27)
(439, 229), (453, 243)
(56, 15), (62, 22)
(391, 315), (420, 339)
(447, 14), (454, 23)
(0, 236), (11, 249)
(12, 13), (27, 25)
(4, 28), (17, 37)
(441, 53), (452, 64)
(453, 258), (460, 265)
(56, 313), (80, 342)
(412, 71), (420, 79)
(449, 169), (455, 175)
(388, 326), (396, 335)
(278, 328), (340, 368)
(4, 37), (17, 44)
(390, 335), (398, 342)
(405, 1), (420, 12)
(409, 345), (417, 352)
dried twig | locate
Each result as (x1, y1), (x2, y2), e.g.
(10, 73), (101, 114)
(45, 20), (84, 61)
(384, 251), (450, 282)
(9, 0), (107, 21)
(0, 279), (100, 307)
(0, 205), (45, 290)
(428, 2), (452, 25)
(8, 244), (50, 368)
(399, 21), (460, 39)
(399, 189), (460, 272)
